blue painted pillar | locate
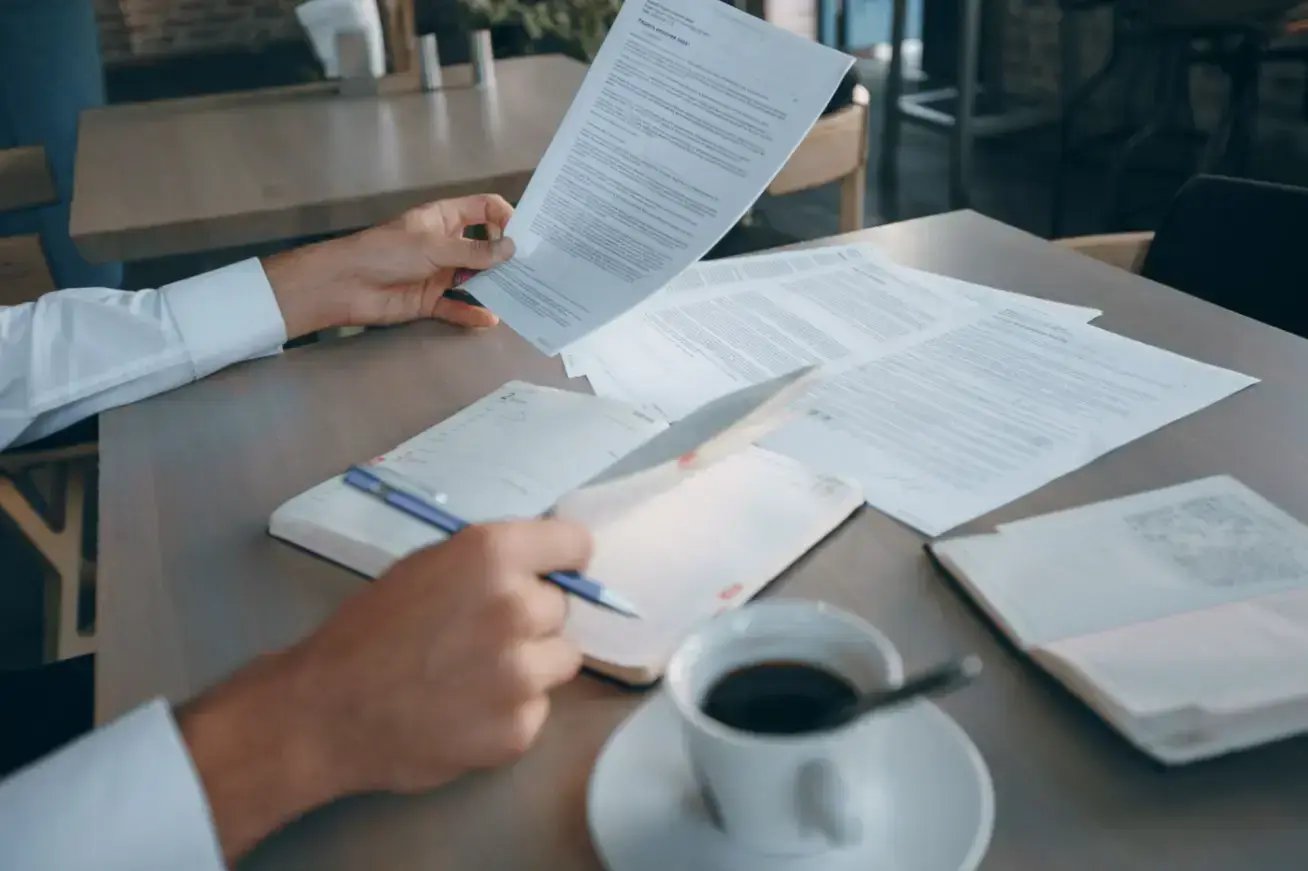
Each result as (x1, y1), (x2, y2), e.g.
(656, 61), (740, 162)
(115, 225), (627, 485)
(0, 0), (122, 289)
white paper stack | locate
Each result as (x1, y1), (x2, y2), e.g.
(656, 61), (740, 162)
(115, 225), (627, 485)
(562, 243), (1256, 537)
(930, 476), (1308, 763)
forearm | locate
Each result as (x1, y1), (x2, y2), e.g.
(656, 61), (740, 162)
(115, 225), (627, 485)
(0, 261), (286, 450)
(178, 650), (341, 863)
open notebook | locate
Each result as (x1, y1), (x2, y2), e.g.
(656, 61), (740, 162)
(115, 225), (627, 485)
(929, 476), (1308, 764)
(271, 371), (862, 684)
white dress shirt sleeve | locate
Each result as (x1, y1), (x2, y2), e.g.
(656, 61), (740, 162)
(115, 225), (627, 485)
(0, 699), (226, 871)
(0, 258), (287, 450)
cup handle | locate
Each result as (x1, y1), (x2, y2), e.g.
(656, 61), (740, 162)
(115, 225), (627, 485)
(797, 759), (862, 847)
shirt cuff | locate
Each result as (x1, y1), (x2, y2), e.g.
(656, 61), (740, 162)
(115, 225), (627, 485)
(0, 699), (225, 871)
(164, 258), (288, 380)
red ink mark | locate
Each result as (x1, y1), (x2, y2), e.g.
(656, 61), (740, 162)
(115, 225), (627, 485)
(678, 450), (698, 468)
(718, 583), (743, 601)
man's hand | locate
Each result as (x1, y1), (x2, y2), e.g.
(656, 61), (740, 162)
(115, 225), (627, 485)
(262, 194), (515, 338)
(178, 519), (590, 862)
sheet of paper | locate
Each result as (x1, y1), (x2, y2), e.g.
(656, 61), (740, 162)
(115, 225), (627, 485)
(561, 247), (1099, 379)
(463, 0), (852, 355)
(564, 446), (863, 681)
(566, 258), (985, 420)
(893, 265), (1101, 326)
(270, 382), (666, 576)
(554, 366), (816, 526)
(763, 309), (1259, 536)
(561, 244), (886, 377)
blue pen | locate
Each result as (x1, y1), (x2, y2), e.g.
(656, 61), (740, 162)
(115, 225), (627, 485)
(343, 465), (641, 619)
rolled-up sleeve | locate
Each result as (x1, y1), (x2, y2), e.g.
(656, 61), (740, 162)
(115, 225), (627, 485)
(0, 699), (225, 871)
(0, 258), (287, 449)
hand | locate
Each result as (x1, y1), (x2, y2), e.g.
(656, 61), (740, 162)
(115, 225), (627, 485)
(178, 519), (590, 862)
(262, 194), (515, 337)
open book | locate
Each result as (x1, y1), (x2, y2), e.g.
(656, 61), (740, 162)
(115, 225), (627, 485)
(271, 370), (862, 684)
(929, 476), (1308, 764)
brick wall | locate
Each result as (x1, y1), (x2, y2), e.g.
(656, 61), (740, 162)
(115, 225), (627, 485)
(94, 0), (305, 64)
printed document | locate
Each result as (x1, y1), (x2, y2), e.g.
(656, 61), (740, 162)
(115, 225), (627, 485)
(463, 0), (852, 354)
(563, 245), (1100, 380)
(565, 258), (987, 419)
(763, 309), (1259, 536)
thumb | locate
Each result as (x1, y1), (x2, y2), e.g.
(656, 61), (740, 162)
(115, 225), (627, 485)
(427, 236), (516, 272)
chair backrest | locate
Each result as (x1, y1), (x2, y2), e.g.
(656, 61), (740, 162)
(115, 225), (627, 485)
(768, 84), (869, 196)
(768, 84), (870, 233)
(0, 144), (57, 304)
(1141, 174), (1308, 339)
(0, 145), (57, 213)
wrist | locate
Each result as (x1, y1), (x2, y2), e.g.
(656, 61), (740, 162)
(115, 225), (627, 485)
(179, 649), (342, 862)
(261, 240), (351, 338)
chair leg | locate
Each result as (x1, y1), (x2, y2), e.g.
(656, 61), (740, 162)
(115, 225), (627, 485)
(839, 164), (867, 233)
(1052, 29), (1124, 237)
(878, 0), (909, 221)
(949, 0), (983, 210)
(0, 464), (96, 662)
(1104, 41), (1186, 228)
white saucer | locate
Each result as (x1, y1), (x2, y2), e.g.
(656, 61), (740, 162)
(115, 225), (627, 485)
(588, 692), (994, 871)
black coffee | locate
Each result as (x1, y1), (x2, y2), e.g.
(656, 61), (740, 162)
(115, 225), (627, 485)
(701, 661), (858, 735)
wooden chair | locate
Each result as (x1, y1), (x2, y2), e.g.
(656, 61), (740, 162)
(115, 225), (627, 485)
(1, 143), (98, 662)
(768, 83), (871, 233)
(378, 0), (417, 73)
(1055, 231), (1154, 273)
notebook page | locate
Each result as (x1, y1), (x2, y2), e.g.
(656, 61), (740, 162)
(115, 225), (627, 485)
(562, 447), (862, 682)
(270, 382), (666, 576)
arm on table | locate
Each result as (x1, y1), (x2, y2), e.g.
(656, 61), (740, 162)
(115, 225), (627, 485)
(0, 193), (515, 451)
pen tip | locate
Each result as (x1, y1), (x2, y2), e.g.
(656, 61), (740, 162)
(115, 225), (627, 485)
(603, 590), (642, 619)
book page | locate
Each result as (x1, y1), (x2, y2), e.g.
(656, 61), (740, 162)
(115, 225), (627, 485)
(763, 310), (1258, 535)
(1037, 589), (1308, 762)
(463, 0), (852, 355)
(270, 382), (666, 575)
(934, 477), (1308, 646)
(565, 447), (863, 682)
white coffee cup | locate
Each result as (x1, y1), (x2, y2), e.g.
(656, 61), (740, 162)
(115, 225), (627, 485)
(665, 600), (903, 856)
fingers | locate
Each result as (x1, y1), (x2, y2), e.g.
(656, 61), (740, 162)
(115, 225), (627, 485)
(431, 296), (500, 329)
(515, 636), (584, 693)
(406, 194), (514, 235)
(426, 235), (516, 272)
(489, 580), (569, 640)
(484, 518), (595, 577)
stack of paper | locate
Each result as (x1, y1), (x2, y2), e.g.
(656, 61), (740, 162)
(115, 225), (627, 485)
(930, 476), (1308, 763)
(564, 245), (1103, 419)
(562, 241), (1255, 536)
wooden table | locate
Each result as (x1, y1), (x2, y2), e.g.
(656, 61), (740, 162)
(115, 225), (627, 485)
(70, 55), (586, 264)
(97, 211), (1308, 869)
